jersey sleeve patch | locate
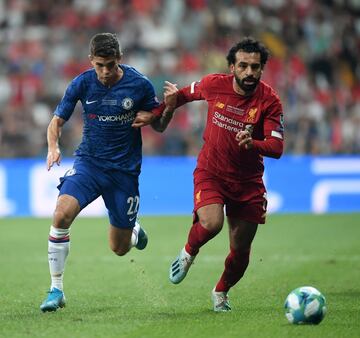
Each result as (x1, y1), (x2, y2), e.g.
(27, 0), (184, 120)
(190, 81), (197, 94)
(271, 130), (283, 139)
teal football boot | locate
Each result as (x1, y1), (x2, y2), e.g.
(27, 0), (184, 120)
(40, 287), (66, 312)
(169, 248), (195, 284)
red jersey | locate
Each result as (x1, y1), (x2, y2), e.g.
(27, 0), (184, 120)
(175, 74), (284, 183)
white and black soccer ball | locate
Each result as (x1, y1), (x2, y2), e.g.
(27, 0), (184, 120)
(284, 286), (327, 324)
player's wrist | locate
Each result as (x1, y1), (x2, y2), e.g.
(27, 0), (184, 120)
(48, 147), (60, 154)
(163, 108), (175, 116)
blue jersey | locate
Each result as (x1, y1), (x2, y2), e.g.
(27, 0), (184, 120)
(54, 64), (159, 175)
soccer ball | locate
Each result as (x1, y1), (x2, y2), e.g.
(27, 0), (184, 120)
(284, 286), (327, 324)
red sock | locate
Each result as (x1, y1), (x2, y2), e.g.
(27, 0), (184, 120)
(185, 221), (217, 256)
(215, 247), (250, 292)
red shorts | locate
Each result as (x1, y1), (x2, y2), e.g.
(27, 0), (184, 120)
(193, 168), (267, 224)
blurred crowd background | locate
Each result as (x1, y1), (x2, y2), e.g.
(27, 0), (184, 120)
(1, 0), (360, 157)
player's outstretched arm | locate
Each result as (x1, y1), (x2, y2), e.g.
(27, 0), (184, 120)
(151, 105), (175, 132)
(151, 81), (178, 132)
(132, 106), (175, 132)
(132, 111), (156, 128)
(163, 81), (178, 107)
(47, 116), (65, 171)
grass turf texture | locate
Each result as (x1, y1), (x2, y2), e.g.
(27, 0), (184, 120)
(0, 214), (359, 338)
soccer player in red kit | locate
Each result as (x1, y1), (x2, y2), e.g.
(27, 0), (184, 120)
(135, 37), (284, 312)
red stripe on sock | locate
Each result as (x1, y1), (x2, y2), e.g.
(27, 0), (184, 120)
(49, 235), (70, 243)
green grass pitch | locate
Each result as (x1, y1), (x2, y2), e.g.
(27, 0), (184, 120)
(0, 214), (359, 338)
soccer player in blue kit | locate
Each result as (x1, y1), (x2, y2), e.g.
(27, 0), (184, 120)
(40, 33), (161, 312)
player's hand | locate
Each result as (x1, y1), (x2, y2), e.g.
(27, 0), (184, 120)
(47, 148), (61, 171)
(236, 130), (253, 150)
(132, 111), (156, 128)
(164, 81), (178, 110)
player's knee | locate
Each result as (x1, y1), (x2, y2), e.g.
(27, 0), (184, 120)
(110, 244), (130, 256)
(53, 209), (74, 228)
(198, 217), (223, 233)
(112, 249), (128, 256)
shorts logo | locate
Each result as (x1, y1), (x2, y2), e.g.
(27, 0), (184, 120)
(65, 168), (76, 176)
(122, 97), (134, 110)
(246, 107), (258, 122)
(195, 190), (201, 204)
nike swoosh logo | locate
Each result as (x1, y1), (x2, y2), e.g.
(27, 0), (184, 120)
(86, 99), (97, 104)
(129, 216), (137, 222)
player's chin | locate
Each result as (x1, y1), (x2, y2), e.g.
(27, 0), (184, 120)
(241, 82), (257, 92)
(101, 77), (111, 84)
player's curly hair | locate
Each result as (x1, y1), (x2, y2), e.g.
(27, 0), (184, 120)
(89, 33), (122, 58)
(226, 37), (269, 67)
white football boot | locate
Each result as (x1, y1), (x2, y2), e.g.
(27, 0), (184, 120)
(212, 288), (231, 312)
(169, 247), (195, 284)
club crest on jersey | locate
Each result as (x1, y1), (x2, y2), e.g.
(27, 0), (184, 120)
(246, 108), (258, 122)
(122, 97), (134, 110)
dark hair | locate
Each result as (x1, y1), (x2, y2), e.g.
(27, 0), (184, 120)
(89, 33), (122, 58)
(226, 37), (269, 66)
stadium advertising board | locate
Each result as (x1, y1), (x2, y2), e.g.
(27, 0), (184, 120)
(0, 156), (359, 217)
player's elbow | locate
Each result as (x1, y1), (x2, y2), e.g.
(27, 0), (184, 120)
(268, 137), (283, 159)
(272, 144), (284, 159)
(272, 151), (283, 159)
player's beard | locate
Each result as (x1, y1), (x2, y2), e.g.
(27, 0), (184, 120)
(235, 75), (260, 94)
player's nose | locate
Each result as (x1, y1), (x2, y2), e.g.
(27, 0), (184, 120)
(245, 65), (254, 75)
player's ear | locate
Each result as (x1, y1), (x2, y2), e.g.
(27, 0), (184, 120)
(88, 55), (95, 66)
(229, 64), (235, 73)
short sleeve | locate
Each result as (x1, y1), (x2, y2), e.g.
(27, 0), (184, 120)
(54, 76), (82, 121)
(141, 79), (160, 112)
